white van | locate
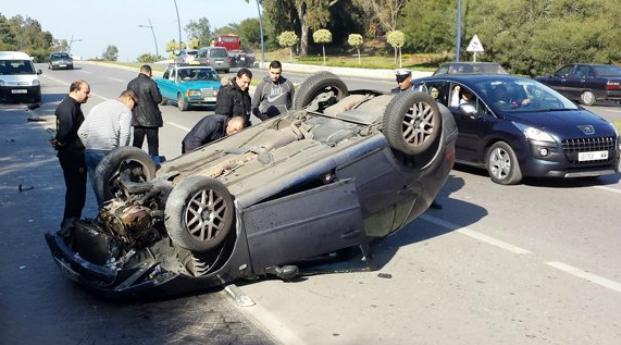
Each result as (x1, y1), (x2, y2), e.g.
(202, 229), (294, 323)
(0, 51), (42, 105)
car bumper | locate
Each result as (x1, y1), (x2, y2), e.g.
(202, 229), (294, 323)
(51, 62), (74, 69)
(520, 139), (620, 178)
(0, 85), (41, 104)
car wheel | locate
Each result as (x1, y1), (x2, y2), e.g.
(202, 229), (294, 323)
(382, 91), (442, 155)
(165, 176), (235, 253)
(95, 147), (157, 203)
(293, 71), (348, 112)
(486, 141), (522, 185)
(177, 93), (188, 111)
(580, 90), (596, 106)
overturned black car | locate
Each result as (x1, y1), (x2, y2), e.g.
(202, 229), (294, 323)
(45, 72), (458, 298)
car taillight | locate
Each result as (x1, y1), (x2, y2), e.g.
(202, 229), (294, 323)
(606, 82), (621, 90)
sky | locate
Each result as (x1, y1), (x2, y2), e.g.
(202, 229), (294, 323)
(2, 0), (259, 61)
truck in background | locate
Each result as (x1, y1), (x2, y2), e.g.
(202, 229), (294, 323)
(212, 34), (255, 68)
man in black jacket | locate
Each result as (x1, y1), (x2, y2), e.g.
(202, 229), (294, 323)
(215, 68), (252, 126)
(127, 65), (163, 163)
(182, 115), (245, 153)
(51, 80), (90, 228)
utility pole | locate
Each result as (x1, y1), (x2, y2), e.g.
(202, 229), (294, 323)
(456, 0), (462, 62)
(69, 35), (82, 54)
(138, 19), (160, 57)
(255, 0), (265, 67)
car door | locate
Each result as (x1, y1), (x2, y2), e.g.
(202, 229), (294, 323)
(241, 179), (366, 274)
(566, 65), (589, 99)
(447, 83), (495, 163)
(158, 68), (175, 100)
(547, 65), (575, 96)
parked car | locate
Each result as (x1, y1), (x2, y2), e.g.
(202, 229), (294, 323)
(0, 51), (42, 105)
(433, 62), (508, 76)
(174, 49), (198, 64)
(535, 63), (621, 106)
(155, 64), (221, 111)
(414, 74), (620, 185)
(229, 50), (255, 68)
(48, 52), (73, 70)
(45, 72), (457, 298)
(196, 47), (231, 73)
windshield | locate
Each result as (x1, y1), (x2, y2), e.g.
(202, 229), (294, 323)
(177, 68), (218, 82)
(0, 60), (36, 75)
(210, 49), (228, 58)
(475, 78), (578, 112)
(593, 65), (621, 77)
(51, 53), (70, 59)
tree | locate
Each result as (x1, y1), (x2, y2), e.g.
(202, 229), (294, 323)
(213, 24), (239, 36)
(188, 37), (200, 49)
(278, 31), (299, 60)
(185, 17), (211, 47)
(348, 34), (363, 64)
(399, 0), (454, 54)
(238, 18), (261, 50)
(386, 30), (405, 67)
(102, 45), (119, 61)
(313, 29), (332, 65)
(165, 39), (184, 58)
(136, 53), (161, 63)
(354, 0), (406, 33)
(51, 39), (69, 52)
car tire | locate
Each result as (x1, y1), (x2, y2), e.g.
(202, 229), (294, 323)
(165, 176), (235, 253)
(382, 91), (442, 155)
(293, 71), (348, 111)
(486, 141), (522, 185)
(580, 90), (596, 106)
(177, 93), (189, 111)
(95, 146), (157, 203)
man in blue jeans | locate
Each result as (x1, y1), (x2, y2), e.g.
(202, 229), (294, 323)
(78, 89), (136, 205)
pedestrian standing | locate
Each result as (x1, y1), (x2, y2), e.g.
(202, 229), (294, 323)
(78, 90), (137, 205)
(182, 115), (245, 154)
(215, 68), (252, 126)
(51, 80), (90, 228)
(126, 65), (163, 165)
(251, 60), (295, 121)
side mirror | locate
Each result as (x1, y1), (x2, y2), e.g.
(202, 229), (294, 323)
(37, 69), (42, 75)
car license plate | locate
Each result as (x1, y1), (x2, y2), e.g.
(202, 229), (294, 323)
(204, 97), (216, 102)
(11, 89), (27, 94)
(578, 150), (608, 161)
(216, 61), (222, 64)
(59, 64), (66, 67)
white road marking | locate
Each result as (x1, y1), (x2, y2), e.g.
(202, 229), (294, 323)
(108, 77), (125, 83)
(77, 69), (92, 74)
(41, 75), (109, 101)
(166, 121), (190, 132)
(421, 214), (532, 255)
(603, 109), (621, 113)
(547, 261), (621, 293)
(595, 185), (621, 194)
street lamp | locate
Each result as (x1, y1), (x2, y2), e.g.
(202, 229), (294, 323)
(255, 0), (265, 67)
(455, 0), (462, 62)
(138, 19), (160, 58)
(173, 0), (182, 48)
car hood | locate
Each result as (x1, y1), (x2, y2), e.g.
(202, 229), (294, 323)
(0, 74), (38, 85)
(506, 109), (616, 138)
(178, 80), (221, 89)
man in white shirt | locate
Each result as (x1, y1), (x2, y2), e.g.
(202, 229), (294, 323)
(78, 89), (137, 205)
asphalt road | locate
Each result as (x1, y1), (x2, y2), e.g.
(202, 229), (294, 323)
(3, 62), (621, 345)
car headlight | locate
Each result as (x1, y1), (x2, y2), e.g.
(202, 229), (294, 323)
(609, 121), (619, 137)
(32, 79), (40, 86)
(513, 122), (556, 142)
(186, 89), (201, 97)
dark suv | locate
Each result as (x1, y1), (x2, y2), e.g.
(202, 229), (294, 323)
(48, 52), (73, 70)
(535, 64), (621, 106)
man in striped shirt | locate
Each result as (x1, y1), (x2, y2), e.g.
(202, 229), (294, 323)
(78, 89), (137, 205)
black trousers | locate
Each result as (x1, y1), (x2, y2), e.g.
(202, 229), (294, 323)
(58, 150), (87, 222)
(132, 126), (159, 156)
